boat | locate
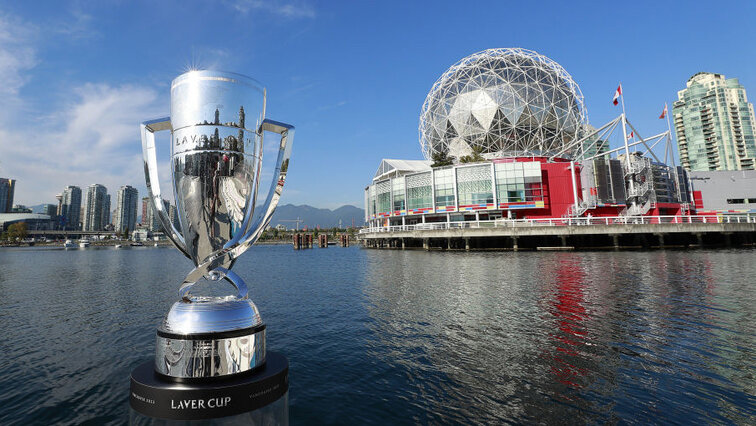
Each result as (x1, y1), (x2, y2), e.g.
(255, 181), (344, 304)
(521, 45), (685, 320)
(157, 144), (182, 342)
(130, 242), (145, 247)
(79, 239), (91, 248)
(63, 239), (76, 248)
(154, 243), (159, 247)
(114, 244), (123, 249)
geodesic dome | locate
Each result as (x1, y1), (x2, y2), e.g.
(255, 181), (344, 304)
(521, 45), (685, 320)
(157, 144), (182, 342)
(419, 48), (587, 160)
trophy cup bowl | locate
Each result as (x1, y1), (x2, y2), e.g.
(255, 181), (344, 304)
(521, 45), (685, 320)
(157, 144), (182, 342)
(140, 70), (293, 380)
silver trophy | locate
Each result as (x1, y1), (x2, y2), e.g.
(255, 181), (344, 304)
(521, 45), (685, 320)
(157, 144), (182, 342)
(140, 70), (293, 380)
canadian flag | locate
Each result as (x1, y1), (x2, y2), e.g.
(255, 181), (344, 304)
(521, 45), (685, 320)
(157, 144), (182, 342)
(626, 131), (634, 139)
(613, 84), (622, 105)
(659, 103), (668, 119)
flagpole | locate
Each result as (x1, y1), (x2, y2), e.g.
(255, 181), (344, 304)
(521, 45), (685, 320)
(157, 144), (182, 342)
(619, 84), (636, 212)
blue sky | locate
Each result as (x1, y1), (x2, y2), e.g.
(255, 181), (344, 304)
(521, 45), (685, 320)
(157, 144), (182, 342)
(2, 0), (755, 208)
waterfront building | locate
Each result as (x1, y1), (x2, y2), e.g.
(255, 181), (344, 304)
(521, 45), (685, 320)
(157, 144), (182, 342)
(365, 48), (691, 230)
(673, 72), (756, 171)
(689, 170), (756, 213)
(11, 205), (32, 213)
(0, 178), (15, 213)
(83, 184), (109, 231)
(60, 185), (82, 230)
(40, 204), (59, 230)
(114, 185), (138, 233)
(0, 213), (52, 232)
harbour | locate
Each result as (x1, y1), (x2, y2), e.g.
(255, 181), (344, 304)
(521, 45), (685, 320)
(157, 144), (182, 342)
(0, 244), (754, 424)
(359, 215), (756, 250)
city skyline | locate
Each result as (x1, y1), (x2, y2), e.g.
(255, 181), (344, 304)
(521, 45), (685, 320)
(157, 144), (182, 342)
(1, 1), (756, 208)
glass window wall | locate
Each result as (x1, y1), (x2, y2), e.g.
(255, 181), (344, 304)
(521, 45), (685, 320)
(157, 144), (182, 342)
(406, 172), (432, 210)
(434, 168), (455, 207)
(392, 178), (405, 211)
(457, 164), (493, 205)
(494, 162), (543, 204)
(376, 180), (391, 214)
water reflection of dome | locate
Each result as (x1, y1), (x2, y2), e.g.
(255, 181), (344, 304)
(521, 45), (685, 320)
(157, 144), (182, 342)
(419, 48), (587, 160)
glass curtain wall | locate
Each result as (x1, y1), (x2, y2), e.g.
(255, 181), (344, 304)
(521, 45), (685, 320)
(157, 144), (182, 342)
(434, 168), (455, 207)
(406, 172), (433, 211)
(376, 180), (391, 215)
(494, 162), (543, 203)
(457, 164), (493, 205)
(392, 178), (405, 212)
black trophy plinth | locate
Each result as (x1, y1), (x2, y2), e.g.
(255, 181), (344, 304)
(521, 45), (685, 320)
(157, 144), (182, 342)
(130, 351), (288, 421)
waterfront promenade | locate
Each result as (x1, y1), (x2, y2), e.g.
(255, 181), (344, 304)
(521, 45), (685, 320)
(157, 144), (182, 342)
(359, 214), (756, 250)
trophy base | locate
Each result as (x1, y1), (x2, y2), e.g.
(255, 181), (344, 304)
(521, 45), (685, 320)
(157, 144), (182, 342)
(130, 351), (288, 421)
(155, 324), (267, 379)
(155, 297), (266, 379)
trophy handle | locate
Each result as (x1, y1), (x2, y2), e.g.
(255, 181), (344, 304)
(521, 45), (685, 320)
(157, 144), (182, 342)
(178, 118), (293, 301)
(140, 118), (190, 259)
(244, 119), (295, 243)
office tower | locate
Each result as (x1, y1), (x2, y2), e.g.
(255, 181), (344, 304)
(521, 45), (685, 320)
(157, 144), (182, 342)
(60, 185), (82, 230)
(673, 72), (756, 171)
(83, 184), (108, 231)
(114, 185), (138, 233)
(0, 178), (15, 213)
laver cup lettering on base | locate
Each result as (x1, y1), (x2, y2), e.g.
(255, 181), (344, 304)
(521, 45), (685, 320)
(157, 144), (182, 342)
(132, 69), (293, 421)
(130, 352), (289, 420)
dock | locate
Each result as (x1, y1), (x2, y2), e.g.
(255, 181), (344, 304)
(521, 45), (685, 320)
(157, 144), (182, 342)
(358, 215), (756, 250)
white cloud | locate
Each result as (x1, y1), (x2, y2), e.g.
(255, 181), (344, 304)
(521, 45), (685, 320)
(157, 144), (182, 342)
(0, 12), (38, 119)
(228, 0), (316, 19)
(3, 83), (168, 205)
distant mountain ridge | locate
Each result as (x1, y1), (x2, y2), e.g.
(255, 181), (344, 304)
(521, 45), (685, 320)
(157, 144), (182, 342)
(270, 204), (365, 229)
(27, 202), (365, 229)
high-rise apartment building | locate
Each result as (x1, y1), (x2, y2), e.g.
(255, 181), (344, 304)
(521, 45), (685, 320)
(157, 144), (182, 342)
(141, 197), (160, 231)
(673, 72), (756, 171)
(580, 125), (609, 160)
(60, 185), (82, 230)
(0, 178), (15, 213)
(83, 184), (108, 231)
(114, 185), (138, 233)
(102, 194), (111, 229)
(168, 202), (179, 229)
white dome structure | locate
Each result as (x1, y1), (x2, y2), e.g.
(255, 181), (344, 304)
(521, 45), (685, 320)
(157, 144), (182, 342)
(419, 48), (587, 160)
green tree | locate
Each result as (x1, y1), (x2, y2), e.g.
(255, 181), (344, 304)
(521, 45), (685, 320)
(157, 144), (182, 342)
(431, 150), (455, 167)
(459, 145), (486, 164)
(6, 222), (27, 242)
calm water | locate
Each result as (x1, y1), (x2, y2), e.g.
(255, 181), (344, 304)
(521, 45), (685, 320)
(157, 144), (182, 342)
(0, 245), (754, 424)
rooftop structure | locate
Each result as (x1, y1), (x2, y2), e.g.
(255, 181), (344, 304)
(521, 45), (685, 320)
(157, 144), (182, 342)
(419, 48), (586, 161)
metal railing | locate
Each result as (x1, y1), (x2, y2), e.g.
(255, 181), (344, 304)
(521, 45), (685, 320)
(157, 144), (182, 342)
(358, 214), (755, 234)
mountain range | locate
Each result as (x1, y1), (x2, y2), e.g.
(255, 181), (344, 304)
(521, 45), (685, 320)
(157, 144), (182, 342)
(269, 204), (365, 229)
(28, 203), (366, 230)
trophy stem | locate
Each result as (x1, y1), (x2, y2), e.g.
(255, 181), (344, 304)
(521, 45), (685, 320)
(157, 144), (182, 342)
(179, 267), (249, 302)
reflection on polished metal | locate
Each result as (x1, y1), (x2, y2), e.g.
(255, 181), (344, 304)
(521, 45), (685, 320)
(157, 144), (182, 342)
(141, 70), (293, 379)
